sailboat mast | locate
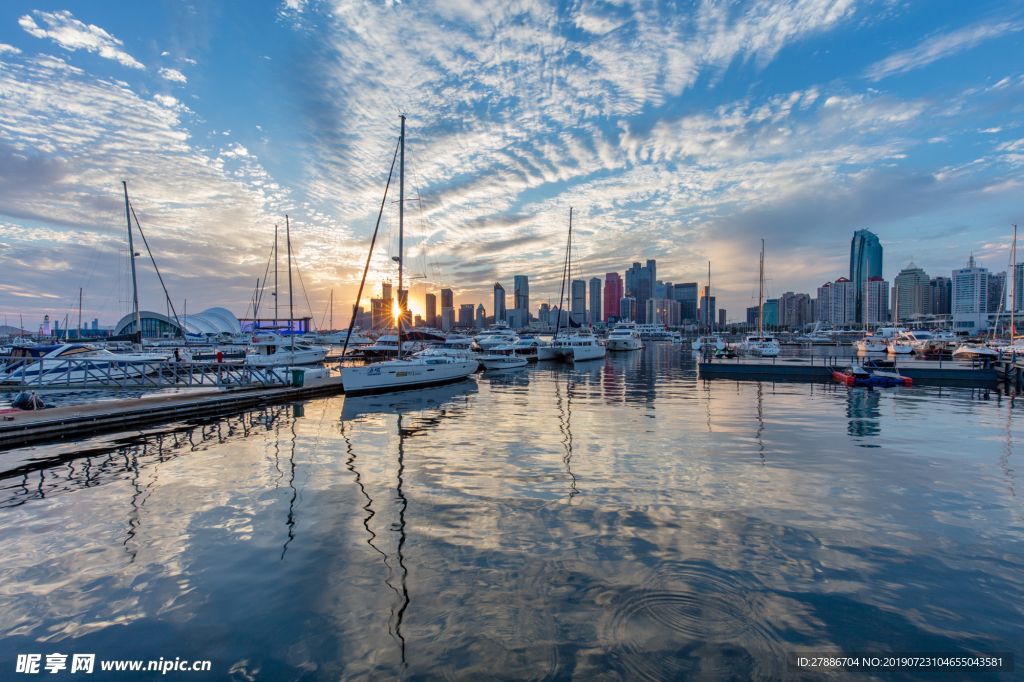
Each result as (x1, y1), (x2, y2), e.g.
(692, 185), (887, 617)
(398, 113), (405, 357)
(758, 240), (764, 337)
(274, 224), (279, 327)
(287, 216), (294, 355)
(330, 289), (333, 331)
(708, 261), (712, 333)
(1013, 224), (1017, 341)
(123, 181), (142, 343)
(78, 287), (82, 340)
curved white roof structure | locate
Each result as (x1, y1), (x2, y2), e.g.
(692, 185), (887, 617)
(114, 307), (242, 338)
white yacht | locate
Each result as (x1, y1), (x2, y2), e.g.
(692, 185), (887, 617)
(359, 333), (435, 358)
(303, 329), (372, 345)
(543, 333), (607, 362)
(887, 338), (914, 355)
(246, 333), (328, 367)
(953, 343), (999, 359)
(480, 353), (529, 369)
(0, 344), (171, 385)
(856, 335), (888, 352)
(691, 335), (726, 351)
(635, 324), (675, 341)
(744, 335), (780, 357)
(414, 337), (478, 361)
(490, 335), (549, 360)
(474, 329), (518, 351)
(607, 323), (644, 351)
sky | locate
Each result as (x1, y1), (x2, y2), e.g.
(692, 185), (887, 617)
(0, 0), (1023, 330)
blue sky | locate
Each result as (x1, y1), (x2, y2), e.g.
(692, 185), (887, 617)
(0, 0), (1022, 328)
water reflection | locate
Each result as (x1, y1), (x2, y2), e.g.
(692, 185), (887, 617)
(846, 387), (883, 441)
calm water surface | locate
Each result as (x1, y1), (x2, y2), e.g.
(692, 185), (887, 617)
(0, 345), (1022, 680)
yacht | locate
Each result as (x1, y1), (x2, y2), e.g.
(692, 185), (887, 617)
(0, 344), (171, 385)
(952, 343), (999, 359)
(635, 324), (675, 341)
(339, 116), (478, 395)
(691, 335), (726, 351)
(607, 323), (644, 351)
(490, 335), (549, 360)
(246, 332), (328, 367)
(743, 240), (781, 357)
(414, 337), (478, 361)
(887, 337), (914, 355)
(302, 329), (372, 345)
(474, 328), (518, 351)
(480, 352), (529, 369)
(359, 333), (433, 358)
(544, 333), (607, 362)
(856, 335), (888, 352)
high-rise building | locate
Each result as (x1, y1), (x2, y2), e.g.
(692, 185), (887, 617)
(645, 298), (681, 326)
(816, 283), (832, 322)
(476, 304), (486, 328)
(441, 288), (453, 310)
(538, 302), (551, 326)
(718, 309), (726, 327)
(604, 273), (623, 321)
(654, 281), (667, 299)
(778, 292), (812, 327)
(930, 277), (951, 316)
(571, 279), (586, 325)
(675, 283), (698, 321)
(589, 277), (602, 325)
(414, 315), (423, 327)
(893, 263), (931, 322)
(619, 296), (636, 322)
(698, 285), (715, 328)
(513, 275), (529, 314)
(850, 229), (883, 323)
(830, 277), (857, 325)
(425, 293), (437, 328)
(988, 272), (1007, 313)
(458, 304), (475, 328)
(441, 306), (455, 331)
(370, 298), (388, 328)
(397, 289), (411, 329)
(625, 260), (656, 323)
(1014, 264), (1024, 312)
(952, 256), (988, 333)
(493, 282), (506, 322)
(864, 276), (889, 325)
(763, 299), (778, 327)
(746, 306), (760, 326)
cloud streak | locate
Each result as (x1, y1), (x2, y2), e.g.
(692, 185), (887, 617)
(865, 20), (1022, 81)
(19, 10), (145, 70)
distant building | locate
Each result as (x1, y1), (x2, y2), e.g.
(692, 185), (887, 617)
(625, 260), (656, 323)
(370, 298), (388, 328)
(589, 277), (602, 325)
(988, 271), (1007, 313)
(675, 283), (698, 321)
(893, 263), (931, 322)
(458, 304), (475, 328)
(513, 275), (529, 314)
(604, 273), (623, 321)
(864, 276), (889, 325)
(746, 306), (760, 326)
(476, 304), (486, 328)
(414, 315), (423, 327)
(698, 285), (715, 328)
(441, 288), (454, 310)
(1015, 264), (1024, 312)
(397, 288), (411, 329)
(830, 277), (857, 325)
(493, 282), (506, 323)
(571, 279), (586, 324)
(763, 299), (778, 327)
(718, 309), (726, 327)
(619, 296), (636, 322)
(952, 255), (988, 333)
(425, 293), (437, 328)
(778, 292), (811, 327)
(816, 283), (832, 322)
(538, 302), (551, 326)
(646, 298), (681, 326)
(930, 277), (951, 316)
(441, 306), (455, 331)
(507, 308), (529, 329)
(850, 229), (883, 323)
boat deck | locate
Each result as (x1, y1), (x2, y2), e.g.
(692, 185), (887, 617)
(699, 356), (998, 387)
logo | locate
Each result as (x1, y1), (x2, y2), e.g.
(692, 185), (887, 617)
(367, 367), (381, 376)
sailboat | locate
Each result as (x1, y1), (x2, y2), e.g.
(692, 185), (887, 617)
(537, 207), (606, 362)
(340, 116), (478, 395)
(744, 240), (780, 357)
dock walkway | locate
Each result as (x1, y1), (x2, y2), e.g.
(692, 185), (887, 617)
(699, 356), (998, 387)
(0, 379), (345, 450)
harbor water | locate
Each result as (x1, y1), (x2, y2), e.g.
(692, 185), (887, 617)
(0, 344), (1022, 679)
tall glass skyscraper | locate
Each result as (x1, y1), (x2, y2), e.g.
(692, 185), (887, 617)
(850, 229), (883, 322)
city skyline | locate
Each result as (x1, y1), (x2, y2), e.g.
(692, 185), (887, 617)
(0, 1), (1022, 328)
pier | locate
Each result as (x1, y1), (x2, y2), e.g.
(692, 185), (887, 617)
(698, 355), (999, 387)
(0, 379), (344, 451)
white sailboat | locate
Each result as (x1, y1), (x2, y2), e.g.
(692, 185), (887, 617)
(341, 116), (478, 395)
(744, 239), (780, 357)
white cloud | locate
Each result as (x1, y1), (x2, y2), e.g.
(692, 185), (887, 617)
(159, 67), (187, 83)
(19, 10), (145, 70)
(0, 44), (22, 55)
(865, 20), (1022, 81)
(153, 93), (178, 107)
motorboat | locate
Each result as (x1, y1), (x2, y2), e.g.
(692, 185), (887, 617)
(302, 329), (372, 345)
(861, 358), (913, 385)
(635, 324), (675, 341)
(544, 333), (606, 362)
(414, 337), (478, 361)
(479, 353), (529, 369)
(671, 331), (682, 344)
(607, 323), (644, 351)
(245, 332), (328, 366)
(358, 333), (436, 358)
(856, 335), (888, 352)
(691, 335), (725, 351)
(474, 329), (518, 351)
(490, 335), (549, 360)
(952, 343), (999, 359)
(0, 344), (171, 386)
(833, 363), (911, 387)
(743, 335), (780, 357)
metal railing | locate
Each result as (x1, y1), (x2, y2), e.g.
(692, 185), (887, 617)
(0, 358), (288, 389)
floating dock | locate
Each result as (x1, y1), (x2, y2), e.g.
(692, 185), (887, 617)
(698, 356), (999, 387)
(0, 379), (345, 451)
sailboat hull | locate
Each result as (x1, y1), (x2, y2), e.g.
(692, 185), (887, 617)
(341, 359), (478, 395)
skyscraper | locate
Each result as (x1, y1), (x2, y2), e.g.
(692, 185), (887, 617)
(458, 304), (475, 328)
(864, 276), (889, 325)
(625, 260), (656, 323)
(952, 256), (988, 333)
(930, 277), (951, 315)
(493, 282), (506, 323)
(441, 288), (453, 309)
(476, 304), (486, 328)
(830, 277), (857, 325)
(893, 263), (931, 321)
(988, 272), (1006, 313)
(589, 277), (602, 325)
(850, 229), (883, 323)
(675, 283), (698, 321)
(571, 280), (586, 325)
(699, 285), (715, 328)
(604, 273), (623, 321)
(513, 275), (529, 313)
(619, 296), (636, 322)
(425, 292), (437, 328)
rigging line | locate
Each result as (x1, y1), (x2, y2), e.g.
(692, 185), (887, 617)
(341, 133), (401, 358)
(293, 259), (316, 328)
(129, 203), (184, 335)
(393, 411), (410, 668)
(255, 240), (276, 318)
(342, 423), (389, 562)
(281, 414), (299, 560)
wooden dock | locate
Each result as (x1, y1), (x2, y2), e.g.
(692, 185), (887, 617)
(0, 379), (345, 451)
(699, 356), (999, 387)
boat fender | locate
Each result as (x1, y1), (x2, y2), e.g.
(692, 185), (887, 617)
(12, 391), (47, 410)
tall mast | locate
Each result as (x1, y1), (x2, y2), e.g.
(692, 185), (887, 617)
(1013, 224), (1017, 341)
(330, 289), (333, 331)
(274, 224), (279, 327)
(567, 208), (572, 329)
(708, 261), (713, 333)
(758, 241), (764, 337)
(287, 216), (294, 356)
(398, 113), (405, 357)
(123, 181), (142, 344)
(78, 287), (82, 340)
